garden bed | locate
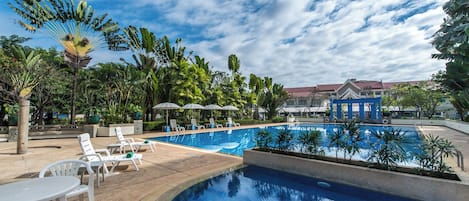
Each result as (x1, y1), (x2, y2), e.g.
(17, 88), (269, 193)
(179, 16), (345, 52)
(254, 148), (460, 181)
(244, 149), (469, 201)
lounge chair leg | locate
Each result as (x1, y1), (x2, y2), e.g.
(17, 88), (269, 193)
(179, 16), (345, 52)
(132, 160), (139, 171)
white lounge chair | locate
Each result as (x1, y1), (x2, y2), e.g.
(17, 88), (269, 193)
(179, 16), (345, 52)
(107, 127), (156, 153)
(39, 159), (95, 201)
(170, 119), (185, 132)
(78, 133), (142, 174)
(190, 119), (205, 129)
(226, 117), (241, 127)
(209, 118), (223, 128)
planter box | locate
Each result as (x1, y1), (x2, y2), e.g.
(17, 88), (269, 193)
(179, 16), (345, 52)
(243, 149), (469, 201)
(97, 123), (135, 137)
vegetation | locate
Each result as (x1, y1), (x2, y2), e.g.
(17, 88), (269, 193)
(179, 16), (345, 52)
(418, 134), (456, 173)
(367, 128), (407, 170)
(253, 122), (458, 178)
(298, 130), (323, 154)
(432, 0), (469, 121)
(255, 129), (272, 148)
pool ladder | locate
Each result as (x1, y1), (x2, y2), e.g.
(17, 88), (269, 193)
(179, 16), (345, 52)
(456, 149), (464, 171)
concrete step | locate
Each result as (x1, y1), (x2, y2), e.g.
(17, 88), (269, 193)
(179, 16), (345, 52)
(0, 134), (9, 138)
(0, 138), (8, 142)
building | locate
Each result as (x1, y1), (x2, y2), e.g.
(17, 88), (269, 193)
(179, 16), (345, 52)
(283, 79), (422, 118)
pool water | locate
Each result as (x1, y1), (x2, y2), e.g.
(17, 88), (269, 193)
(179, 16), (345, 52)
(173, 165), (414, 201)
(150, 124), (421, 159)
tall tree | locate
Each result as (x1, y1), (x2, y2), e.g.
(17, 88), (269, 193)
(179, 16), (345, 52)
(432, 0), (469, 120)
(0, 46), (42, 154)
(9, 0), (125, 125)
(258, 77), (289, 120)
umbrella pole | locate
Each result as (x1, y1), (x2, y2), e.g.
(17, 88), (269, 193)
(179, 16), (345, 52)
(166, 109), (169, 126)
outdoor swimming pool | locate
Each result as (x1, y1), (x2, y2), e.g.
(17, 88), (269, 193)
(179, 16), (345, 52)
(150, 124), (421, 160)
(173, 165), (414, 201)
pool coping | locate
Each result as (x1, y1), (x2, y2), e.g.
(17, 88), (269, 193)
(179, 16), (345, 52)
(141, 142), (244, 201)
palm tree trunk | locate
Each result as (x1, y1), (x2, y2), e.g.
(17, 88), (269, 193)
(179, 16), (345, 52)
(70, 63), (78, 126)
(17, 97), (29, 154)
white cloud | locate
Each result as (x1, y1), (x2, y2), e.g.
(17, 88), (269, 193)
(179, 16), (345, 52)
(0, 0), (448, 87)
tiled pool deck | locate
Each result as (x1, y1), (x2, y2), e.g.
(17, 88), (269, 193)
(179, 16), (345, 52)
(0, 124), (467, 201)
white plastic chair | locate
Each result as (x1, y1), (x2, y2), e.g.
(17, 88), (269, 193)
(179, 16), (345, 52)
(209, 118), (223, 128)
(78, 133), (143, 174)
(190, 119), (205, 129)
(226, 117), (241, 127)
(111, 127), (156, 153)
(170, 119), (185, 132)
(39, 159), (94, 201)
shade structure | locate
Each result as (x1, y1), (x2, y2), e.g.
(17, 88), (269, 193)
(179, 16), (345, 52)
(204, 104), (222, 118)
(204, 104), (222, 110)
(152, 102), (181, 129)
(222, 105), (239, 111)
(183, 104), (205, 121)
(222, 105), (239, 118)
(182, 104), (205, 110)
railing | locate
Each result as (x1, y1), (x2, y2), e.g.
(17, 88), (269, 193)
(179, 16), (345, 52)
(456, 149), (464, 171)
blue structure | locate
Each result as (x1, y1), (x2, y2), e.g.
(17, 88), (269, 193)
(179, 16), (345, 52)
(329, 97), (382, 123)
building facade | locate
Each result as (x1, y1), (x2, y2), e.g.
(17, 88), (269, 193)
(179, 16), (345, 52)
(283, 79), (422, 117)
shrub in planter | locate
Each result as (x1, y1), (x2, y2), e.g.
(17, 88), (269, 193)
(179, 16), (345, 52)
(255, 129), (272, 148)
(143, 121), (165, 131)
(276, 129), (294, 150)
(368, 128), (406, 170)
(298, 130), (323, 154)
(417, 134), (456, 174)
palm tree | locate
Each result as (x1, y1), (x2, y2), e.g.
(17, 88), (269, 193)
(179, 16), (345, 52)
(9, 0), (125, 125)
(1, 47), (42, 154)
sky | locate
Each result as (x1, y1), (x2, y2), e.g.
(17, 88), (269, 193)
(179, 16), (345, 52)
(0, 0), (448, 88)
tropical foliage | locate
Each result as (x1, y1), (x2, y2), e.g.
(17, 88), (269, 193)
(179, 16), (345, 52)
(432, 0), (469, 121)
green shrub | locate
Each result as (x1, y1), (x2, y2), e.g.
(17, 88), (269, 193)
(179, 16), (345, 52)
(276, 129), (294, 150)
(143, 120), (165, 131)
(255, 129), (273, 148)
(298, 130), (322, 154)
(417, 134), (456, 174)
(464, 115), (469, 122)
(271, 116), (284, 123)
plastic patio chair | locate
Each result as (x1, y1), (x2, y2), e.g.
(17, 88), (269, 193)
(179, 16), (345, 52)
(170, 119), (185, 132)
(226, 117), (241, 127)
(110, 127), (156, 153)
(190, 119), (205, 129)
(209, 118), (223, 128)
(39, 159), (95, 201)
(78, 133), (143, 174)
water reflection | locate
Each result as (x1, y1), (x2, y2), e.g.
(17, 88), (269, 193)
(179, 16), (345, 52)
(172, 166), (413, 201)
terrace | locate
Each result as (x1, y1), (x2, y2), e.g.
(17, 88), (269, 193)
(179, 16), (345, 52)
(0, 124), (468, 200)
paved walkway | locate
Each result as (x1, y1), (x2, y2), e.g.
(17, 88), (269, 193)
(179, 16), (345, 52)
(0, 124), (467, 201)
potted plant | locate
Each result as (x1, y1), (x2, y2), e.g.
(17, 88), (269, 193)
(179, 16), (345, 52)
(128, 104), (143, 120)
(86, 107), (101, 124)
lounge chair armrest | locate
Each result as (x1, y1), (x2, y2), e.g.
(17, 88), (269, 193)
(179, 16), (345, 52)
(126, 138), (136, 143)
(79, 153), (104, 162)
(95, 148), (111, 156)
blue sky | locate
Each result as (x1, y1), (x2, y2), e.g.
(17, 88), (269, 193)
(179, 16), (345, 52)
(0, 0), (447, 87)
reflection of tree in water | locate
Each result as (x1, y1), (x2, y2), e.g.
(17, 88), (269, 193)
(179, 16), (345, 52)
(253, 180), (326, 201)
(227, 172), (241, 197)
(174, 173), (230, 201)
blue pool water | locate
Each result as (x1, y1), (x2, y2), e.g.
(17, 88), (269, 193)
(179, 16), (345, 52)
(173, 165), (414, 201)
(150, 124), (421, 158)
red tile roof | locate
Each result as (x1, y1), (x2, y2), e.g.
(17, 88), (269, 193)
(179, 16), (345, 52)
(285, 80), (426, 95)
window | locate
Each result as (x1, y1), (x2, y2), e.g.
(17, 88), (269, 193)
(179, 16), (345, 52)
(287, 100), (295, 106)
(298, 99), (307, 106)
(375, 91), (381, 95)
